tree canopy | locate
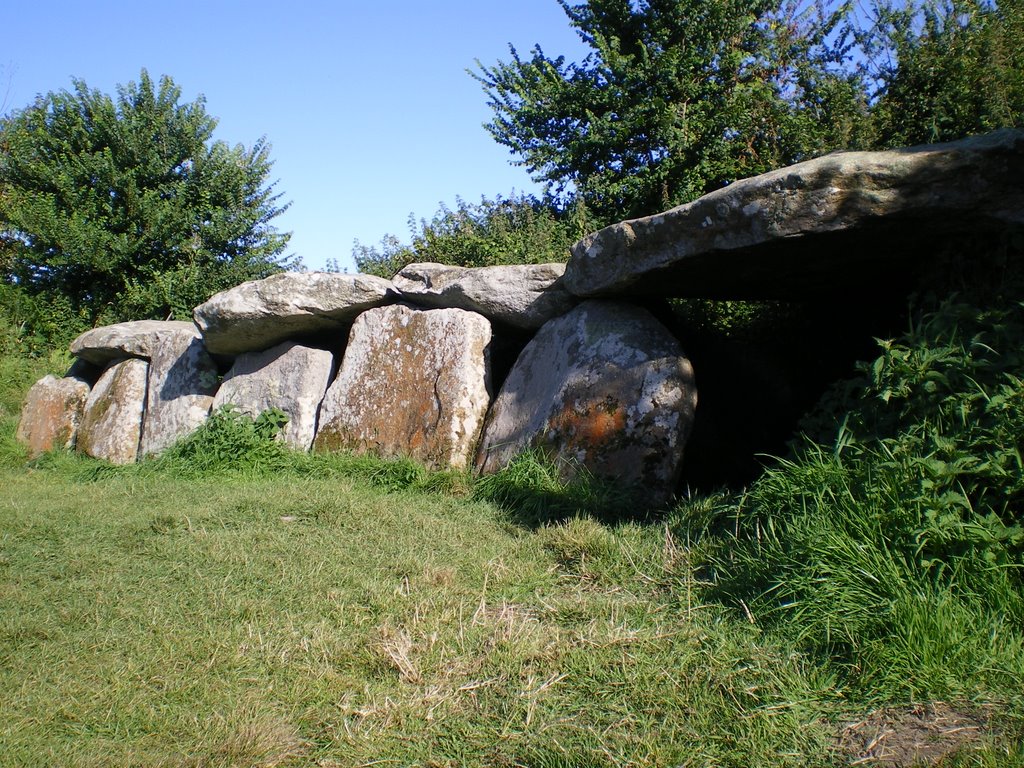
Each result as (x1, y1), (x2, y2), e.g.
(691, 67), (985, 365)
(866, 0), (1024, 147)
(474, 0), (1022, 226)
(0, 70), (294, 327)
(474, 0), (867, 224)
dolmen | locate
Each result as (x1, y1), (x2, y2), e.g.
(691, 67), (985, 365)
(17, 129), (1024, 507)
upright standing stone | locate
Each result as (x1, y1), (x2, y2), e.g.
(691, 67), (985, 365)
(77, 358), (149, 465)
(314, 305), (492, 470)
(476, 300), (697, 507)
(139, 326), (219, 457)
(16, 375), (91, 457)
(213, 341), (335, 451)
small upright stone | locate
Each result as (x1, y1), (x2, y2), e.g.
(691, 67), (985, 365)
(314, 304), (492, 470)
(77, 358), (148, 464)
(476, 300), (697, 507)
(16, 375), (91, 457)
(213, 342), (335, 451)
(139, 326), (219, 457)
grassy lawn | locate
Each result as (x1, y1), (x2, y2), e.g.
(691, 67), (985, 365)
(3, 282), (1024, 766)
(0, 460), (1020, 767)
(0, 465), (844, 767)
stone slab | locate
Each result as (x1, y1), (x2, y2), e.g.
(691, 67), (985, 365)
(393, 262), (576, 329)
(70, 320), (200, 366)
(314, 304), (491, 470)
(194, 272), (397, 355)
(564, 129), (1024, 299)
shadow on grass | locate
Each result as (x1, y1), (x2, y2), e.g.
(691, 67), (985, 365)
(472, 449), (650, 528)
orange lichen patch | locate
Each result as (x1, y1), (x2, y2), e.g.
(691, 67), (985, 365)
(546, 400), (628, 449)
(313, 305), (492, 471)
(15, 375), (90, 457)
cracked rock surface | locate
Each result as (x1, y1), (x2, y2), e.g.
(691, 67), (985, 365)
(314, 304), (492, 470)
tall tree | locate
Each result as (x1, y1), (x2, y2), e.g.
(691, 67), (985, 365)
(862, 0), (1024, 147)
(475, 0), (866, 223)
(0, 71), (294, 324)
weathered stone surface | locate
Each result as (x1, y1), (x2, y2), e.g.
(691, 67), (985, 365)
(213, 342), (335, 451)
(565, 129), (1024, 299)
(139, 326), (219, 457)
(476, 300), (697, 507)
(16, 375), (91, 457)
(70, 320), (199, 365)
(314, 304), (491, 470)
(393, 262), (576, 330)
(77, 358), (148, 464)
(194, 272), (397, 355)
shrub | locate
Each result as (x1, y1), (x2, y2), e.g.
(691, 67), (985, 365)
(353, 194), (592, 278)
(692, 262), (1024, 699)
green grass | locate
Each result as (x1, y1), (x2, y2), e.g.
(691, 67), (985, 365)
(2, 467), (850, 767)
(4, 270), (1024, 764)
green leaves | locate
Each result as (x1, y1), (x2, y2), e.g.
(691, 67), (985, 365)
(353, 194), (589, 277)
(474, 0), (1021, 226)
(867, 0), (1024, 148)
(475, 0), (866, 223)
(0, 70), (294, 327)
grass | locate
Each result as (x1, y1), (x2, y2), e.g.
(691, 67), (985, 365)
(3, 275), (1024, 764)
(2, 467), (848, 767)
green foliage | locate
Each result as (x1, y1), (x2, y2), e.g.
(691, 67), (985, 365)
(474, 0), (867, 222)
(470, 0), (1022, 228)
(145, 405), (294, 479)
(0, 283), (88, 354)
(0, 70), (295, 326)
(695, 271), (1024, 699)
(353, 193), (590, 278)
(864, 0), (1024, 147)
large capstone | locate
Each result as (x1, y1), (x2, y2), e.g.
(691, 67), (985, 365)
(139, 326), (219, 457)
(564, 129), (1024, 299)
(313, 304), (491, 470)
(16, 375), (91, 457)
(70, 320), (200, 366)
(393, 262), (576, 330)
(194, 272), (397, 355)
(212, 342), (335, 451)
(476, 300), (697, 507)
(77, 358), (149, 465)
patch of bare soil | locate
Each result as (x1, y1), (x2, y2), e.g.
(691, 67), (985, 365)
(834, 702), (997, 766)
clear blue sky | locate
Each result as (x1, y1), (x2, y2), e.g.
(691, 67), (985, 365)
(3, 1), (590, 272)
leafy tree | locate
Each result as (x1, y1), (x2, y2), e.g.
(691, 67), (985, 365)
(474, 0), (867, 223)
(353, 193), (591, 278)
(0, 70), (294, 326)
(861, 0), (1024, 147)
